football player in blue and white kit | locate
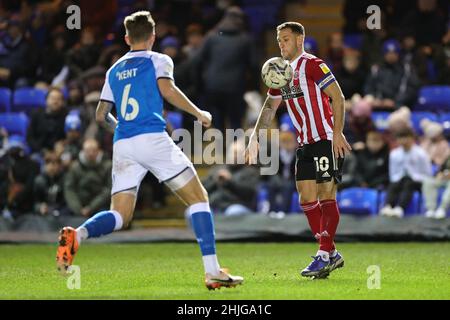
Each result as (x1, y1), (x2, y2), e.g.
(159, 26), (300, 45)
(56, 11), (243, 290)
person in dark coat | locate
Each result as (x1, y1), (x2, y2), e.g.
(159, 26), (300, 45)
(27, 87), (67, 154)
(364, 39), (420, 109)
(193, 6), (259, 132)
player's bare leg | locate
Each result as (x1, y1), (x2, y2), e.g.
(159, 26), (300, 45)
(172, 172), (243, 290)
(56, 191), (134, 274)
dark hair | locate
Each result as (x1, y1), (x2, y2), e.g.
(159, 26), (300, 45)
(395, 127), (415, 138)
(276, 22), (305, 35)
(46, 86), (64, 100)
(124, 11), (155, 44)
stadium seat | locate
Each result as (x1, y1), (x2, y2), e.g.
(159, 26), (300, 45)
(256, 185), (271, 213)
(280, 113), (295, 132)
(290, 191), (302, 213)
(417, 85), (450, 111)
(371, 111), (391, 132)
(0, 112), (29, 137)
(166, 111), (183, 130)
(410, 112), (438, 134)
(379, 191), (421, 215)
(337, 187), (379, 216)
(0, 87), (12, 112)
(12, 87), (47, 113)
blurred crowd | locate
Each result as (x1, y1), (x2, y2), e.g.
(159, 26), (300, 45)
(0, 0), (449, 219)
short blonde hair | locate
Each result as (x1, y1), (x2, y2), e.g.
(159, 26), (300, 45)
(124, 11), (155, 44)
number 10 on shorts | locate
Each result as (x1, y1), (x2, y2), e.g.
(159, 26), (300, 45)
(313, 156), (329, 172)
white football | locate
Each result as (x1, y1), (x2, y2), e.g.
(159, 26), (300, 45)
(261, 57), (293, 89)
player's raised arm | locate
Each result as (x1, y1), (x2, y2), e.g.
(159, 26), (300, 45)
(245, 95), (282, 164)
(95, 100), (117, 133)
(157, 78), (212, 128)
(323, 81), (351, 158)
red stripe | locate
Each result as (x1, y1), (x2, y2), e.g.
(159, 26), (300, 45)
(287, 99), (304, 143)
(298, 99), (313, 143)
(305, 68), (326, 141)
(293, 58), (313, 144)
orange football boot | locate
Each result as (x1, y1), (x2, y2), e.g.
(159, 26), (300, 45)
(56, 227), (79, 274)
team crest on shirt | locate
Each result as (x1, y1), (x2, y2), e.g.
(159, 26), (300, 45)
(294, 70), (299, 79)
(319, 63), (330, 74)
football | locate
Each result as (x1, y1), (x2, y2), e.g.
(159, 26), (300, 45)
(261, 57), (293, 89)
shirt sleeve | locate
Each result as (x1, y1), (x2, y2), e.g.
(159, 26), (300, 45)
(153, 54), (174, 80)
(267, 88), (282, 98)
(307, 58), (336, 90)
(100, 70), (115, 104)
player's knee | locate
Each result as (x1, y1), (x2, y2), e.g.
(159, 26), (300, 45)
(300, 193), (318, 204)
(318, 189), (336, 201)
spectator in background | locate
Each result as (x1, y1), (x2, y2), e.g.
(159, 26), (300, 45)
(400, 0), (447, 47)
(64, 138), (111, 217)
(364, 39), (420, 109)
(265, 123), (297, 213)
(66, 27), (101, 79)
(420, 119), (450, 167)
(194, 6), (259, 132)
(182, 23), (204, 59)
(0, 136), (40, 219)
(54, 111), (83, 170)
(325, 32), (344, 73)
(37, 30), (67, 87)
(33, 151), (68, 216)
(27, 87), (67, 154)
(422, 154), (450, 219)
(352, 130), (390, 190)
(334, 49), (366, 99)
(344, 95), (375, 148)
(202, 139), (260, 215)
(0, 17), (36, 88)
(66, 80), (84, 111)
(380, 127), (432, 218)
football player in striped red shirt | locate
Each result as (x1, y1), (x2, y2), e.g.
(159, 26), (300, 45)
(246, 22), (352, 279)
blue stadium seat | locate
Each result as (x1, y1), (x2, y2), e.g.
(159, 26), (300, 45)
(410, 112), (438, 134)
(337, 188), (379, 215)
(379, 191), (421, 215)
(0, 87), (12, 112)
(166, 111), (183, 130)
(0, 112), (29, 137)
(290, 191), (303, 213)
(417, 85), (450, 110)
(371, 111), (391, 132)
(256, 185), (271, 213)
(280, 112), (295, 132)
(12, 87), (47, 113)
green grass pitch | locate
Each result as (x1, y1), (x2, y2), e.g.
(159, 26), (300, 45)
(0, 242), (449, 300)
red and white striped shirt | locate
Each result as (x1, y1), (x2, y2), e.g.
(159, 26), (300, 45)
(268, 52), (336, 146)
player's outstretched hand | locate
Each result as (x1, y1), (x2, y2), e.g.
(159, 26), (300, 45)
(197, 110), (212, 128)
(245, 137), (259, 165)
(333, 132), (352, 158)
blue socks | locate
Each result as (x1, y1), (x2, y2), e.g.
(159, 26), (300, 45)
(188, 203), (217, 256)
(79, 210), (123, 239)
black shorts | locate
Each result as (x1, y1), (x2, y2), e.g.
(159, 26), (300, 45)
(295, 140), (344, 184)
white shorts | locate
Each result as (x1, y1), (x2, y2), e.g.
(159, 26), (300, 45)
(111, 132), (195, 195)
